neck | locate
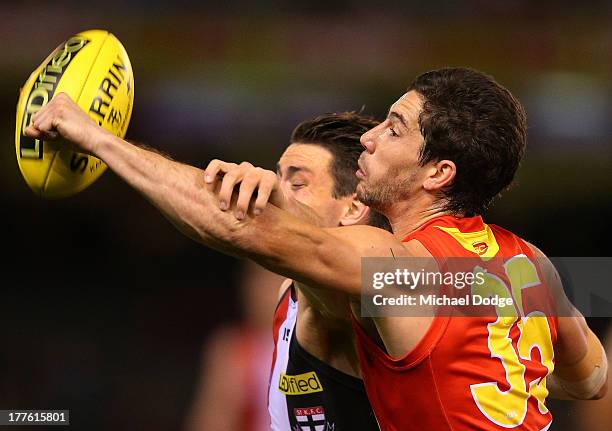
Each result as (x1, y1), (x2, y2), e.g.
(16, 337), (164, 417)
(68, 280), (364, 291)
(385, 196), (455, 240)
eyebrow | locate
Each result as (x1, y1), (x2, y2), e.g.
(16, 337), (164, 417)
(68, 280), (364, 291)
(387, 111), (408, 128)
(276, 163), (313, 176)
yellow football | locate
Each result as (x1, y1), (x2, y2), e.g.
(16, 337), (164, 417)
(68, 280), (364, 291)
(15, 29), (134, 198)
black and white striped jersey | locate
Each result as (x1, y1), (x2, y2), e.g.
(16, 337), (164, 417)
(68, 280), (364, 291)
(268, 285), (379, 431)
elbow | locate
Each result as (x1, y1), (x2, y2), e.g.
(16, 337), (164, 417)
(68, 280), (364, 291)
(589, 378), (608, 400)
(554, 366), (609, 400)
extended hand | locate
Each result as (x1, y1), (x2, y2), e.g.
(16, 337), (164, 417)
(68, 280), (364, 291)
(204, 160), (284, 219)
(24, 92), (110, 155)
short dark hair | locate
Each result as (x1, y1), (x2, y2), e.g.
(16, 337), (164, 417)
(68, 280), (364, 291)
(290, 112), (393, 232)
(290, 112), (378, 199)
(408, 68), (527, 216)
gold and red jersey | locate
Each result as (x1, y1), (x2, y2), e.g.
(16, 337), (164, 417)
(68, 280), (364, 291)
(353, 215), (558, 431)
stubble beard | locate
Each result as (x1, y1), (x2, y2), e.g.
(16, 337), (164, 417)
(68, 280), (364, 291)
(357, 168), (416, 212)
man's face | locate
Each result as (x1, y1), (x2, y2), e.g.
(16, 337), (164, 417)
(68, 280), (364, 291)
(277, 143), (352, 228)
(357, 90), (426, 210)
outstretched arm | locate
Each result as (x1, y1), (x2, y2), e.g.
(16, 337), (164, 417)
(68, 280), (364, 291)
(25, 93), (402, 294)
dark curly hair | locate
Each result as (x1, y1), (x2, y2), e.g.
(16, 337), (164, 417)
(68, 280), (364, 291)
(408, 68), (527, 216)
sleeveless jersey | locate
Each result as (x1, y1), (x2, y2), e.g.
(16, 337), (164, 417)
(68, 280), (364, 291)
(352, 215), (558, 431)
(269, 285), (380, 431)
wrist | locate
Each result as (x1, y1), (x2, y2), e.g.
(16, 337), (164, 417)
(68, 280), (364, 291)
(92, 128), (119, 158)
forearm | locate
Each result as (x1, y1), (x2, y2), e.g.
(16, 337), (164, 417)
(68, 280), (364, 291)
(94, 133), (242, 255)
(92, 134), (362, 291)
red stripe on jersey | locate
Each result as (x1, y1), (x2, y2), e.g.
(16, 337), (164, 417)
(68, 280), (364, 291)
(270, 286), (292, 378)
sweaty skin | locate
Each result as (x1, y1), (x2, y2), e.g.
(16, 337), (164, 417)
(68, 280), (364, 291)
(25, 91), (607, 400)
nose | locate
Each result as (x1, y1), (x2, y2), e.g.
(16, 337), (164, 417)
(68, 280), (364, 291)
(360, 127), (376, 154)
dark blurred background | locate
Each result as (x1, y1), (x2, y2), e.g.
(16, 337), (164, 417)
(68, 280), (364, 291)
(1, 1), (611, 430)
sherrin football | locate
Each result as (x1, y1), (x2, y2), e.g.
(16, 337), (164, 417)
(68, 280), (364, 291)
(15, 29), (134, 198)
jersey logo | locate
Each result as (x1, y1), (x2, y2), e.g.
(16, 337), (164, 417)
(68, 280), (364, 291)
(279, 371), (323, 395)
(472, 241), (489, 256)
(435, 224), (499, 259)
(294, 406), (327, 431)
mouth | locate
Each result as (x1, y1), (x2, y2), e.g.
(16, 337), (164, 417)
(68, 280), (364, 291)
(356, 159), (366, 178)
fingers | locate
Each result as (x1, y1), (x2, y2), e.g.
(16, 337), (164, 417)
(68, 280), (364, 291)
(253, 172), (278, 215)
(235, 170), (260, 219)
(25, 113), (58, 140)
(25, 105), (51, 137)
(217, 161), (253, 210)
(32, 109), (60, 140)
(23, 92), (73, 140)
(204, 160), (278, 218)
(204, 159), (233, 184)
(234, 168), (278, 218)
(23, 124), (43, 139)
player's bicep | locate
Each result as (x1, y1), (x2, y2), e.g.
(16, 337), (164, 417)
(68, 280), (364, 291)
(314, 225), (401, 290)
(527, 242), (608, 399)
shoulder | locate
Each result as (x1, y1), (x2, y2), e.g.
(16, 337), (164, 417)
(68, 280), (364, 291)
(524, 240), (554, 275)
(401, 238), (433, 257)
(523, 240), (573, 311)
(524, 240), (546, 258)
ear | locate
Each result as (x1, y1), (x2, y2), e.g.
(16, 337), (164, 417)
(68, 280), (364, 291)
(423, 159), (456, 191)
(339, 194), (371, 226)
